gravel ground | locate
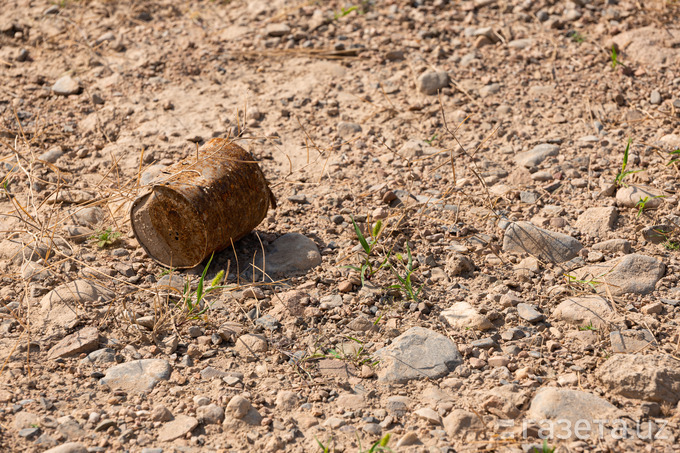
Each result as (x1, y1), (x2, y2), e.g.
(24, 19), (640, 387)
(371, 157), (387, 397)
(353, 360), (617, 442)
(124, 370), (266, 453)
(2, 1), (680, 452)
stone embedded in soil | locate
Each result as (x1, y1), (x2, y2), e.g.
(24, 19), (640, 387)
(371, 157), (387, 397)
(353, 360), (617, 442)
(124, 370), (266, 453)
(440, 302), (493, 330)
(43, 443), (88, 453)
(258, 233), (321, 277)
(527, 388), (621, 440)
(502, 221), (582, 263)
(196, 404), (225, 425)
(592, 238), (631, 254)
(596, 354), (680, 404)
(39, 145), (64, 163)
(52, 75), (81, 96)
(265, 23), (290, 37)
(615, 185), (664, 209)
(337, 121), (362, 139)
(443, 409), (485, 441)
(516, 303), (544, 323)
(398, 139), (437, 159)
(374, 326), (462, 383)
(514, 143), (560, 168)
(571, 254), (665, 296)
(445, 253), (475, 276)
(47, 326), (99, 359)
(641, 224), (674, 244)
(414, 407), (442, 425)
(609, 330), (656, 354)
(417, 70), (449, 95)
(100, 359), (171, 393)
(552, 295), (616, 329)
(157, 415), (198, 442)
(234, 333), (268, 358)
(527, 387), (621, 435)
(575, 207), (618, 237)
(38, 280), (115, 331)
(226, 395), (251, 419)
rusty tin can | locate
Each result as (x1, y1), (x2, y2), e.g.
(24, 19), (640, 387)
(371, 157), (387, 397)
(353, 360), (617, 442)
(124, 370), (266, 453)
(130, 138), (276, 268)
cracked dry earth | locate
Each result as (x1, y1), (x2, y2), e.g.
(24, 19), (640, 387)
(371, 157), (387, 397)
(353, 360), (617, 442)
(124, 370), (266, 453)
(3, 0), (680, 452)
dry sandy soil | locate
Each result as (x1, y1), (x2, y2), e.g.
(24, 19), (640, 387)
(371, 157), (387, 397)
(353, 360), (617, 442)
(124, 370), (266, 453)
(2, 0), (680, 452)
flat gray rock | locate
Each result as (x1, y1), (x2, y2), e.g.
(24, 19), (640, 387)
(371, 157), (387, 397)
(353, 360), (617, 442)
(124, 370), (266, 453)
(258, 233), (321, 277)
(43, 443), (88, 453)
(571, 254), (665, 296)
(47, 327), (99, 359)
(38, 280), (115, 332)
(575, 207), (618, 237)
(374, 326), (462, 383)
(514, 143), (559, 168)
(528, 388), (621, 440)
(337, 121), (362, 139)
(609, 330), (656, 354)
(398, 139), (438, 159)
(616, 185), (664, 209)
(516, 303), (544, 323)
(158, 415), (198, 442)
(596, 354), (680, 404)
(101, 359), (171, 393)
(440, 302), (493, 330)
(552, 295), (616, 329)
(52, 76), (81, 96)
(502, 221), (582, 263)
(417, 70), (449, 95)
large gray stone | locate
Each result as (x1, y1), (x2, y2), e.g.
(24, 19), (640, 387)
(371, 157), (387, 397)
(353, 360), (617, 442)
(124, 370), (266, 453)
(440, 302), (493, 330)
(52, 75), (81, 96)
(552, 295), (616, 329)
(47, 327), (100, 359)
(258, 233), (321, 277)
(596, 354), (680, 404)
(502, 221), (582, 263)
(374, 327), (462, 383)
(575, 207), (618, 237)
(417, 70), (449, 95)
(571, 254), (665, 296)
(100, 359), (171, 393)
(616, 185), (664, 209)
(514, 144), (559, 168)
(158, 415), (198, 442)
(527, 388), (621, 440)
(43, 443), (88, 453)
(38, 280), (115, 331)
(609, 330), (656, 354)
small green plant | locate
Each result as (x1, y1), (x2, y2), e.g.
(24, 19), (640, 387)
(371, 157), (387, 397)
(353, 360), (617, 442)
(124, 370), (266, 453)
(157, 267), (176, 278)
(179, 253), (225, 320)
(316, 437), (331, 453)
(579, 321), (597, 331)
(389, 242), (423, 302)
(663, 240), (680, 251)
(359, 433), (392, 453)
(334, 5), (358, 19)
(570, 31), (585, 43)
(614, 138), (641, 187)
(307, 336), (379, 368)
(425, 132), (437, 145)
(667, 149), (680, 166)
(609, 45), (626, 69)
(635, 195), (664, 217)
(531, 439), (556, 453)
(90, 227), (121, 248)
(344, 218), (391, 286)
(564, 273), (601, 291)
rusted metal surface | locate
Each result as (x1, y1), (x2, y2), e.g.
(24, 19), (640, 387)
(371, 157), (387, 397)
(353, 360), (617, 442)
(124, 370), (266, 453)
(130, 138), (276, 268)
